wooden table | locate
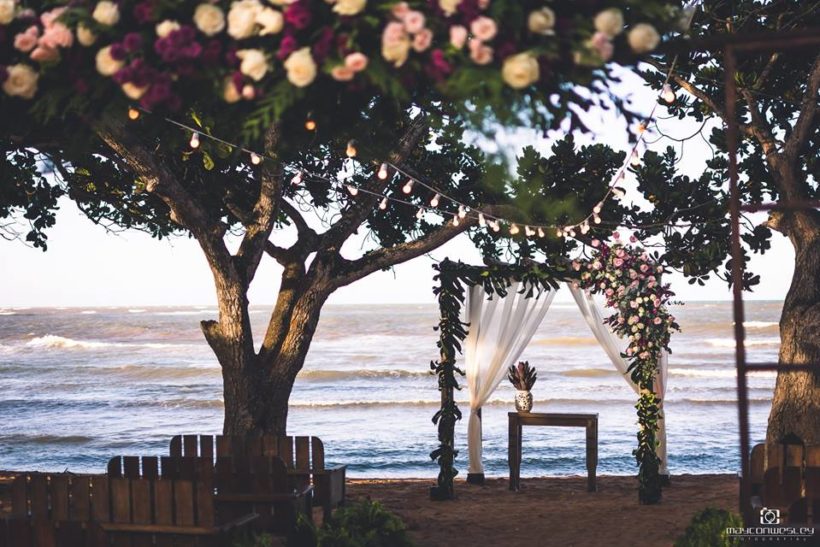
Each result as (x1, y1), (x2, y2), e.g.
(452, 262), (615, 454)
(508, 412), (598, 492)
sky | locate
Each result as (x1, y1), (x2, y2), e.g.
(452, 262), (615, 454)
(0, 71), (796, 308)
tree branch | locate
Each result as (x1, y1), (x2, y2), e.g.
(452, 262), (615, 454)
(784, 53), (820, 159)
(280, 199), (319, 249)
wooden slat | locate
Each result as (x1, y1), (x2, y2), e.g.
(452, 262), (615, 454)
(71, 476), (91, 522)
(57, 520), (86, 547)
(107, 457), (123, 478)
(184, 435), (199, 458)
(142, 456), (159, 480)
(215, 458), (235, 495)
(200, 436), (214, 460)
(153, 480), (174, 526)
(124, 456), (140, 479)
(110, 479), (132, 524)
(32, 518), (56, 547)
(131, 479), (152, 524)
(312, 437), (326, 471)
(11, 476), (28, 516)
(216, 435), (230, 458)
(50, 475), (70, 521)
(8, 517), (32, 547)
(174, 481), (196, 526)
(807, 446), (820, 467)
(178, 458), (196, 481)
(279, 437), (294, 469)
(160, 456), (178, 480)
(251, 456), (272, 494)
(91, 476), (110, 523)
(247, 436), (263, 458)
(262, 435), (279, 458)
(271, 457), (289, 491)
(230, 436), (247, 463)
(29, 475), (48, 518)
(195, 477), (215, 528)
(170, 435), (182, 458)
(295, 437), (310, 472)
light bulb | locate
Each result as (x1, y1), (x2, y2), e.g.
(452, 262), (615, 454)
(478, 213), (486, 227)
(127, 106), (140, 121)
(416, 207), (424, 219)
(569, 229), (576, 237)
(525, 226), (535, 237)
(491, 221), (501, 233)
(305, 118), (317, 131)
(452, 214), (460, 227)
(346, 140), (358, 158)
(580, 222), (590, 234)
(594, 214), (601, 224)
(250, 152), (262, 165)
(613, 187), (626, 199)
(291, 171), (303, 185)
(379, 197), (388, 210)
(430, 193), (440, 207)
(458, 205), (467, 219)
(189, 132), (201, 149)
(346, 184), (358, 196)
(509, 223), (520, 235)
(630, 150), (640, 167)
(402, 179), (414, 194)
(377, 163), (389, 180)
(556, 228), (563, 238)
(593, 203), (602, 214)
(661, 84), (676, 104)
(537, 227), (545, 238)
(638, 122), (647, 134)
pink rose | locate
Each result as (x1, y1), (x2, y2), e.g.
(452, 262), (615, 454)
(391, 2), (410, 19)
(653, 317), (662, 325)
(612, 231), (621, 239)
(40, 7), (67, 28)
(468, 39), (493, 64)
(345, 52), (369, 72)
(590, 31), (613, 62)
(470, 16), (497, 42)
(383, 21), (406, 45)
(450, 25), (467, 49)
(629, 235), (638, 243)
(403, 10), (426, 34)
(331, 65), (355, 81)
(30, 45), (59, 62)
(640, 264), (649, 273)
(14, 28), (39, 53)
(613, 258), (623, 267)
(606, 288), (614, 296)
(412, 28), (433, 52)
(478, 0), (490, 8)
(571, 261), (581, 271)
(591, 239), (600, 248)
(39, 24), (74, 49)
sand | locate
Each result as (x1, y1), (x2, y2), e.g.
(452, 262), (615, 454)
(345, 475), (738, 547)
(1, 473), (738, 546)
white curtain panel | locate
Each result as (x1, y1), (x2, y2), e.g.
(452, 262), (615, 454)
(465, 281), (556, 474)
(568, 284), (669, 475)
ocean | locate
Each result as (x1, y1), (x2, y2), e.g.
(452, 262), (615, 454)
(0, 301), (781, 479)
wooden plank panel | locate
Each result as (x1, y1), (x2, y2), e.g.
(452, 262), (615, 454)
(178, 458), (196, 482)
(215, 458), (235, 495)
(174, 481), (196, 526)
(50, 475), (70, 521)
(91, 476), (110, 523)
(230, 436), (246, 463)
(11, 475), (28, 517)
(262, 435), (279, 458)
(32, 518), (56, 547)
(8, 518), (32, 547)
(312, 438), (326, 470)
(279, 437), (294, 469)
(29, 475), (48, 518)
(131, 480), (152, 524)
(295, 437), (310, 472)
(71, 476), (91, 522)
(143, 457), (159, 480)
(184, 435), (199, 457)
(271, 457), (288, 491)
(786, 444), (804, 467)
(124, 457), (141, 479)
(154, 480), (174, 526)
(110, 479), (132, 524)
(160, 456), (178, 480)
(216, 436), (230, 458)
(247, 436), (263, 458)
(251, 456), (272, 494)
(200, 436), (214, 460)
(108, 457), (123, 478)
(195, 477), (215, 528)
(170, 435), (182, 458)
(56, 520), (86, 547)
(807, 446), (820, 467)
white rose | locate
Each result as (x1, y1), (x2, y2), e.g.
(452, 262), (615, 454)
(2, 64), (38, 99)
(0, 0), (15, 25)
(594, 8), (624, 38)
(122, 82), (148, 100)
(77, 24), (97, 47)
(333, 0), (366, 16)
(502, 52), (539, 89)
(237, 48), (268, 81)
(628, 23), (660, 54)
(284, 47), (317, 87)
(527, 7), (555, 35)
(256, 8), (283, 35)
(95, 45), (124, 76)
(223, 78), (241, 103)
(228, 0), (262, 39)
(194, 4), (226, 37)
(92, 1), (120, 26)
(381, 37), (410, 67)
(155, 20), (180, 38)
(438, 0), (461, 17)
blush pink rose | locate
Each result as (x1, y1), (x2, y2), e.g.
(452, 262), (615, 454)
(590, 31), (613, 62)
(403, 10), (425, 34)
(40, 24), (74, 49)
(344, 52), (369, 72)
(14, 28), (40, 53)
(31, 45), (59, 62)
(412, 28), (433, 52)
(613, 258), (624, 267)
(478, 0), (490, 8)
(450, 25), (467, 49)
(391, 2), (410, 19)
(470, 16), (497, 42)
(331, 65), (355, 81)
(468, 38), (492, 64)
(40, 7), (67, 28)
(383, 21), (406, 45)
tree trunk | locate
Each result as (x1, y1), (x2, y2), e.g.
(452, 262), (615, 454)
(766, 208), (820, 446)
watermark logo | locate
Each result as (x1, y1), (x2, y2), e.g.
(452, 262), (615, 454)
(760, 507), (780, 525)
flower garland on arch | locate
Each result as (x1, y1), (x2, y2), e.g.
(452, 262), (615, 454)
(0, 0), (682, 140)
(575, 233), (679, 503)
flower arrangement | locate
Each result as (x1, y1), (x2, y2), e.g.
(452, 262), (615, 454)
(507, 360), (537, 391)
(575, 232), (680, 504)
(0, 0), (681, 134)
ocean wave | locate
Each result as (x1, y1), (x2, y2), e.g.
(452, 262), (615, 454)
(0, 310), (16, 316)
(155, 310), (217, 316)
(24, 335), (199, 351)
(670, 367), (777, 379)
(299, 369), (429, 380)
(80, 311), (97, 315)
(532, 336), (597, 346)
(0, 434), (94, 445)
(128, 309), (147, 313)
(745, 321), (778, 329)
(561, 368), (618, 378)
(706, 337), (780, 348)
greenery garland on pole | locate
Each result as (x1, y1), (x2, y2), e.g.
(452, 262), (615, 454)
(575, 234), (679, 503)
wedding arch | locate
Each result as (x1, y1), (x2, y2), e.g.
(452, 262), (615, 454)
(429, 239), (678, 504)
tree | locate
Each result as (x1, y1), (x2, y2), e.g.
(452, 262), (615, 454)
(635, 0), (820, 445)
(0, 0), (680, 436)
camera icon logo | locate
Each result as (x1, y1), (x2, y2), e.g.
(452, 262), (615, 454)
(760, 507), (781, 525)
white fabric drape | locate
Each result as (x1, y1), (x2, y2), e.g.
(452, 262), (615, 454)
(568, 284), (669, 475)
(465, 282), (556, 474)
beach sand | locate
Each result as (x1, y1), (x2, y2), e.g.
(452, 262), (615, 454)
(1, 473), (737, 546)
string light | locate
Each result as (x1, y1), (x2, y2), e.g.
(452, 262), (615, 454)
(305, 118), (317, 131)
(377, 163), (389, 180)
(250, 152), (262, 165)
(430, 193), (440, 207)
(478, 213), (486, 227)
(291, 171), (303, 185)
(346, 140), (358, 158)
(346, 184), (358, 196)
(402, 179), (414, 194)
(593, 202), (602, 214)
(612, 187), (626, 199)
(556, 228), (563, 237)
(580, 222), (590, 235)
(537, 227), (545, 238)
(379, 197), (388, 210)
(127, 106), (141, 121)
(491, 220), (501, 232)
(509, 223), (520, 235)
(630, 150), (640, 167)
(452, 214), (460, 227)
(594, 214), (602, 224)
(525, 226), (535, 237)
(458, 205), (467, 219)
(416, 207), (424, 219)
(189, 132), (201, 149)
(661, 84), (676, 104)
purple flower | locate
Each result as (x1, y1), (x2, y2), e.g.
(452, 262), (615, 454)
(426, 49), (452, 82)
(201, 40), (222, 66)
(109, 43), (127, 61)
(312, 27), (335, 63)
(284, 1), (312, 30)
(277, 34), (298, 60)
(133, 1), (155, 24)
(123, 33), (143, 53)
